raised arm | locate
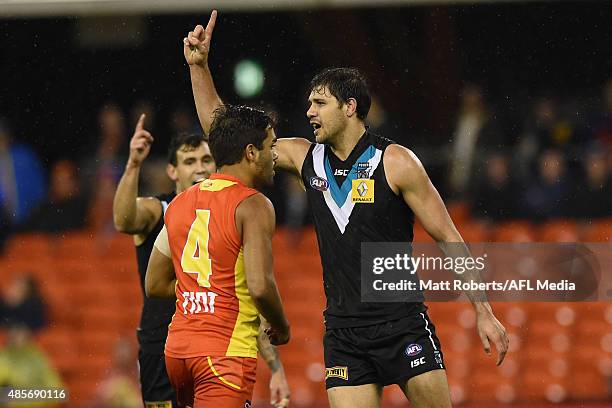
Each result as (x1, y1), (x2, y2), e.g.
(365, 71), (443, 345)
(184, 11), (311, 176)
(113, 114), (161, 238)
(184, 10), (222, 135)
(384, 144), (508, 365)
(236, 193), (290, 346)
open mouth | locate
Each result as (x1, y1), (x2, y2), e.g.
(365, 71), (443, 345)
(311, 123), (322, 135)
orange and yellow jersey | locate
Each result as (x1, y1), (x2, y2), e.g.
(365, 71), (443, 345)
(164, 173), (260, 359)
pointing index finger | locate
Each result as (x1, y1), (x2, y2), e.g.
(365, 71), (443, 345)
(136, 113), (146, 131)
(205, 10), (217, 36)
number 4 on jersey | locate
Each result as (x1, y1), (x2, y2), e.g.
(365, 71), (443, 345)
(181, 209), (213, 287)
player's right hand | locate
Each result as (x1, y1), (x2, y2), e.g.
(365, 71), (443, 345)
(265, 324), (290, 346)
(127, 113), (153, 167)
(183, 10), (217, 66)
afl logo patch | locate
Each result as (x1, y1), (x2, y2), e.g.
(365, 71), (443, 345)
(309, 176), (329, 191)
(405, 343), (422, 357)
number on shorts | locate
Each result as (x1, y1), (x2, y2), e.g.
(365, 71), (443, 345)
(181, 209), (213, 287)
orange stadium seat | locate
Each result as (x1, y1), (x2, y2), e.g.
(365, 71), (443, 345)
(447, 201), (471, 225)
(491, 221), (536, 242)
(68, 377), (100, 406)
(413, 221), (435, 242)
(35, 327), (80, 378)
(4, 233), (53, 259)
(538, 220), (579, 242)
(467, 371), (517, 404)
(55, 231), (102, 261)
(581, 218), (612, 242)
(568, 370), (609, 401)
(457, 220), (490, 242)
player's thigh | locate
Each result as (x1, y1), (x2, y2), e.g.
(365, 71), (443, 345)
(399, 369), (451, 408)
(327, 384), (383, 408)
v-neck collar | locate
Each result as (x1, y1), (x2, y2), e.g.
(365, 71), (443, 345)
(326, 130), (370, 164)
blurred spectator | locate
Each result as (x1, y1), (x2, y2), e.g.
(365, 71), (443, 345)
(523, 149), (571, 221)
(516, 97), (577, 181)
(448, 84), (504, 197)
(170, 103), (199, 137)
(366, 95), (401, 140)
(471, 153), (519, 221)
(86, 103), (127, 234)
(95, 338), (141, 408)
(587, 78), (612, 152)
(0, 118), (46, 249)
(0, 274), (46, 332)
(284, 174), (308, 245)
(570, 144), (611, 218)
(26, 160), (88, 232)
(0, 325), (62, 408)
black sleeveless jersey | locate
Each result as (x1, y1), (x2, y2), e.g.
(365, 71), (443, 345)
(135, 191), (176, 354)
(301, 131), (426, 329)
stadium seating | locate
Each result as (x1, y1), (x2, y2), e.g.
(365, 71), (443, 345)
(0, 214), (610, 407)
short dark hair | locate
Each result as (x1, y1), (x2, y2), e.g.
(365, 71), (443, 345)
(310, 67), (371, 120)
(208, 105), (276, 168)
(167, 133), (207, 166)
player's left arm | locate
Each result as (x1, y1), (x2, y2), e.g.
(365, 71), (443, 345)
(145, 225), (177, 298)
(258, 317), (291, 408)
(384, 144), (509, 365)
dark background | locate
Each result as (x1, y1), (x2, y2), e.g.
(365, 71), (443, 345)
(1, 2), (610, 165)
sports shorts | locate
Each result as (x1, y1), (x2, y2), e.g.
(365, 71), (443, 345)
(165, 355), (257, 408)
(324, 311), (445, 389)
(138, 350), (177, 407)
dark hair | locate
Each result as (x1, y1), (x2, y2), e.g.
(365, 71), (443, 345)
(208, 105), (276, 168)
(309, 67), (371, 120)
(167, 133), (208, 166)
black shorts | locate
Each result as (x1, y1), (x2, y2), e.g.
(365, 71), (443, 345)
(324, 312), (445, 389)
(138, 350), (178, 407)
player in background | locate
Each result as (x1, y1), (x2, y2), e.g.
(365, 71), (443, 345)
(184, 11), (508, 408)
(114, 113), (290, 408)
(145, 104), (290, 408)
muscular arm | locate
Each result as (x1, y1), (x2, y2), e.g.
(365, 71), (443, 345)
(113, 164), (161, 235)
(385, 144), (508, 364)
(190, 64), (223, 136)
(145, 226), (176, 298)
(185, 12), (310, 175)
(113, 113), (161, 237)
(257, 317), (282, 372)
(236, 194), (289, 341)
(385, 145), (461, 243)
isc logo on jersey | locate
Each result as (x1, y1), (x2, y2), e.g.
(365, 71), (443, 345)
(309, 176), (329, 192)
(351, 179), (374, 203)
(334, 169), (349, 176)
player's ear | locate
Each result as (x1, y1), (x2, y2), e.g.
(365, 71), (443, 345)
(346, 98), (357, 118)
(166, 163), (178, 182)
(244, 144), (258, 163)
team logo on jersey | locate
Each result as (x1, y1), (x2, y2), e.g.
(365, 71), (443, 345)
(351, 179), (374, 203)
(244, 400), (251, 408)
(325, 366), (348, 380)
(309, 176), (329, 191)
(405, 343), (423, 357)
(356, 162), (371, 179)
(434, 350), (443, 365)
